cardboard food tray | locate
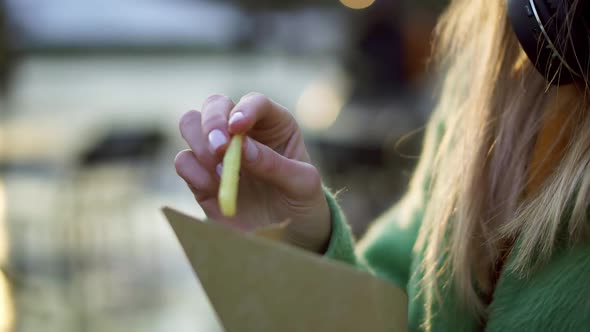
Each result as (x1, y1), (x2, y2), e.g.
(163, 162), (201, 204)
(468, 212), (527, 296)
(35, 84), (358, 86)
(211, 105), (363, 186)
(163, 207), (408, 332)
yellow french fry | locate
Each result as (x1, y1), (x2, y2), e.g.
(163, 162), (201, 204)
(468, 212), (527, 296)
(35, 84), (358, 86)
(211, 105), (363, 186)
(218, 135), (243, 217)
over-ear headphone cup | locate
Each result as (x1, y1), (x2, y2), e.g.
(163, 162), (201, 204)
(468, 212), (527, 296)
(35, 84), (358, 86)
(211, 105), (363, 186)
(507, 0), (589, 85)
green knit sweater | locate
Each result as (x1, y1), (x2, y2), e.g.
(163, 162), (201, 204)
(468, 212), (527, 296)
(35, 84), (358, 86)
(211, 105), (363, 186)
(322, 130), (590, 330)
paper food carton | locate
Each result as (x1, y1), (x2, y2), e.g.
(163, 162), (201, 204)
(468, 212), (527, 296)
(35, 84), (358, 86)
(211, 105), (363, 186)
(163, 207), (408, 332)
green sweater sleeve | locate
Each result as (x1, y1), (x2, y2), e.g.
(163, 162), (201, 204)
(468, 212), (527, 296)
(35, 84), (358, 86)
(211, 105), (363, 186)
(323, 117), (445, 290)
(323, 188), (425, 289)
(323, 189), (360, 267)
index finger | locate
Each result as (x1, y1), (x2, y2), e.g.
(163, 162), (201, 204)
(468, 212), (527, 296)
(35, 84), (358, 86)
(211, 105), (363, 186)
(227, 92), (293, 135)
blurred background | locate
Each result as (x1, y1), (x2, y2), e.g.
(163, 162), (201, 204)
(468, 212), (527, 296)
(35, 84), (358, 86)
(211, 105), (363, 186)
(0, 0), (447, 331)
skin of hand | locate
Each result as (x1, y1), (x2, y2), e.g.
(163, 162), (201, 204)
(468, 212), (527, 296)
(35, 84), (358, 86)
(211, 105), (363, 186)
(175, 93), (332, 253)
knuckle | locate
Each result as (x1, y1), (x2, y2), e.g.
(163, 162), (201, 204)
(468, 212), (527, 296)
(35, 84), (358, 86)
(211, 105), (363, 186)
(176, 156), (215, 194)
(203, 112), (227, 130)
(260, 153), (281, 175)
(242, 91), (264, 100)
(179, 110), (200, 136)
(203, 94), (233, 109)
(242, 92), (269, 106)
(300, 164), (322, 194)
(306, 165), (322, 189)
(192, 146), (210, 164)
(174, 150), (193, 176)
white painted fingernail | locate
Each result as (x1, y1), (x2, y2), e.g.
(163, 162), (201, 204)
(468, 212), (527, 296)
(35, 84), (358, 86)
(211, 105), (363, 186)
(229, 112), (245, 126)
(216, 163), (223, 177)
(245, 138), (259, 162)
(208, 129), (227, 152)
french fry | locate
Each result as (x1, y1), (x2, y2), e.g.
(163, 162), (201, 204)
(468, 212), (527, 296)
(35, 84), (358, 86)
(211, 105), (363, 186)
(218, 135), (243, 217)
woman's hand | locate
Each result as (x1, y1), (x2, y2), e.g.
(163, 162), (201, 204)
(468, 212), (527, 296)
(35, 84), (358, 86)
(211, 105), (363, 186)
(175, 93), (331, 253)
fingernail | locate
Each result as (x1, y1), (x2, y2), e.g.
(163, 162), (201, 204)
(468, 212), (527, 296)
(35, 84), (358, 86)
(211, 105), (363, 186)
(216, 163), (223, 177)
(245, 137), (259, 162)
(229, 111), (245, 127)
(208, 129), (227, 152)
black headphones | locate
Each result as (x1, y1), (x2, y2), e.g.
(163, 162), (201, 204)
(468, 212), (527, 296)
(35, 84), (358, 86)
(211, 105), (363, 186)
(507, 0), (589, 85)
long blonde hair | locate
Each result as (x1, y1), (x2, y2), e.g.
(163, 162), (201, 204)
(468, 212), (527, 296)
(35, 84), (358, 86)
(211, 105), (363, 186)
(414, 0), (590, 328)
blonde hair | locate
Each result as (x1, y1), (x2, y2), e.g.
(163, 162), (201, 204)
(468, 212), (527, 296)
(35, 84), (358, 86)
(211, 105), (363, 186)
(414, 0), (590, 328)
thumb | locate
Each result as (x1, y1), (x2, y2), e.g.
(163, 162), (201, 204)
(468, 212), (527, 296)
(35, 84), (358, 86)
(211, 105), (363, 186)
(241, 137), (321, 197)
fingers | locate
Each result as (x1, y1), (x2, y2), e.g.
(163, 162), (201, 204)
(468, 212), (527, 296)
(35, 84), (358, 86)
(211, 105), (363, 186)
(201, 94), (235, 155)
(179, 94), (235, 170)
(179, 93), (320, 202)
(241, 137), (322, 198)
(228, 92), (294, 135)
(174, 150), (218, 202)
(179, 110), (219, 170)
(175, 149), (227, 221)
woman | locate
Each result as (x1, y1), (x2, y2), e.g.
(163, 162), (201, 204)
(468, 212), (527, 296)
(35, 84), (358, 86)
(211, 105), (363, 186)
(175, 0), (590, 330)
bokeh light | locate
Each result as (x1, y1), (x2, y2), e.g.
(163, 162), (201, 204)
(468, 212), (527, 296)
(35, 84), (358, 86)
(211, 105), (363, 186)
(339, 0), (376, 10)
(296, 79), (347, 132)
